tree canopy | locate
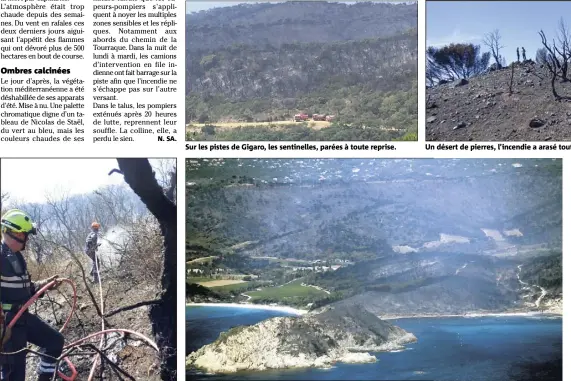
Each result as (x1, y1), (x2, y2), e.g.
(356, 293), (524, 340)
(427, 43), (490, 85)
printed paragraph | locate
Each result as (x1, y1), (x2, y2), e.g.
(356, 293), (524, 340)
(0, 74), (85, 142)
(92, 0), (178, 143)
(0, 3), (85, 60)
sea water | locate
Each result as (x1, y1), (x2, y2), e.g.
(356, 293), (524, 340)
(186, 306), (562, 381)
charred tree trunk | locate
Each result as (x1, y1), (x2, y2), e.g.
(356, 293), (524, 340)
(550, 72), (560, 99)
(539, 30), (563, 100)
(562, 60), (569, 82)
(117, 158), (176, 381)
(509, 64), (515, 95)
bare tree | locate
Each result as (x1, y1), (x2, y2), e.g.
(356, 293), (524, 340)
(483, 29), (504, 68)
(21, 202), (50, 264)
(555, 18), (570, 81)
(92, 185), (145, 226)
(149, 160), (177, 205)
(116, 159), (176, 381)
(0, 192), (8, 213)
(152, 159), (177, 189)
(539, 25), (571, 99)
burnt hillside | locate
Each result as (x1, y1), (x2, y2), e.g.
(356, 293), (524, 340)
(186, 33), (416, 101)
(426, 62), (571, 141)
(186, 158), (562, 262)
(186, 158), (562, 317)
(185, 1), (418, 140)
(186, 1), (417, 52)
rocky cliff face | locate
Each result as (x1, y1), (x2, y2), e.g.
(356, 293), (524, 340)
(186, 305), (416, 373)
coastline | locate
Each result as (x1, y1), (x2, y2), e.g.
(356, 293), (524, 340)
(186, 302), (308, 316)
(378, 310), (562, 320)
(186, 302), (562, 320)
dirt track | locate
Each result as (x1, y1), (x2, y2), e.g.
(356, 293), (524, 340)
(186, 120), (331, 132)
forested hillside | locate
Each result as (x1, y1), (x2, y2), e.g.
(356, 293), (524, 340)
(186, 2), (417, 52)
(186, 159), (561, 262)
(186, 159), (562, 313)
(185, 1), (418, 140)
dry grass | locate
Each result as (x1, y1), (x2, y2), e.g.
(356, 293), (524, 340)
(197, 279), (247, 287)
(306, 121), (331, 129)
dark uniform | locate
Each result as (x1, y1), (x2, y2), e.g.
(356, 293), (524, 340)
(84, 230), (99, 282)
(0, 242), (64, 381)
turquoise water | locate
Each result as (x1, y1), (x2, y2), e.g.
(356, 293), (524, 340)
(187, 306), (562, 381)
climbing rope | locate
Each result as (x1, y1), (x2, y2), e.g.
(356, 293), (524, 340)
(1, 278), (159, 380)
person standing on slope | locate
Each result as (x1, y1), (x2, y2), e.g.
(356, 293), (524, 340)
(84, 222), (101, 283)
(0, 209), (64, 381)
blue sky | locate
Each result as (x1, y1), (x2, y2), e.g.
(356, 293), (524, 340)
(1, 159), (172, 204)
(427, 1), (571, 64)
(186, 1), (238, 13)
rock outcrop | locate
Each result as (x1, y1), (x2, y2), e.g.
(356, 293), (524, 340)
(186, 304), (416, 373)
(543, 297), (563, 314)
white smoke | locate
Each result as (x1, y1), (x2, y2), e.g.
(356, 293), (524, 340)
(97, 225), (129, 268)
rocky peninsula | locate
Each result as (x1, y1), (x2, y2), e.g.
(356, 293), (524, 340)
(186, 304), (417, 373)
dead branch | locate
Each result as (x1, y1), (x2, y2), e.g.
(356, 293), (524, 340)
(43, 239), (106, 322)
(104, 300), (161, 318)
(539, 30), (563, 99)
(43, 293), (62, 325)
(81, 344), (137, 381)
(483, 29), (504, 68)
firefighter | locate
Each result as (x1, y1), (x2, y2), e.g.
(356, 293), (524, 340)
(0, 209), (64, 381)
(84, 222), (101, 283)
